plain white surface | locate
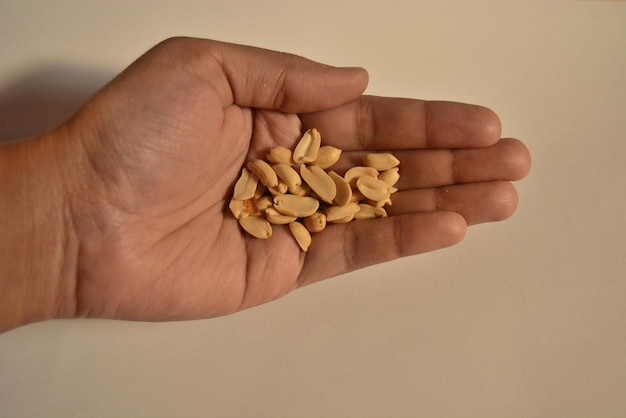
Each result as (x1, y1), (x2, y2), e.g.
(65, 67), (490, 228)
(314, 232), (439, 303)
(1, 1), (626, 417)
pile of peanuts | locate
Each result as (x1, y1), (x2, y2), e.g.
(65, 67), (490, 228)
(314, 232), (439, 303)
(229, 128), (400, 252)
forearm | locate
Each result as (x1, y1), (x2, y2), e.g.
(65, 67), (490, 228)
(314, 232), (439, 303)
(0, 128), (79, 332)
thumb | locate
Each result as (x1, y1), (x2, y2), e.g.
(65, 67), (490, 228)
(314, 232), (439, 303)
(155, 37), (369, 113)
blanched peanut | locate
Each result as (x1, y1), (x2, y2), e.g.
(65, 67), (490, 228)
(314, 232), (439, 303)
(311, 145), (341, 169)
(233, 167), (259, 200)
(273, 194), (319, 217)
(328, 171), (352, 206)
(229, 198), (249, 220)
(239, 216), (272, 239)
(363, 153), (400, 171)
(300, 164), (336, 204)
(289, 221), (312, 252)
(231, 128), (399, 251)
(378, 167), (400, 186)
(303, 212), (327, 233)
(265, 207), (298, 225)
(354, 204), (388, 220)
(266, 145), (293, 165)
(344, 166), (378, 188)
(267, 181), (289, 196)
(247, 159), (278, 188)
(356, 176), (395, 202)
(273, 163), (301, 190)
(288, 182), (311, 196)
(293, 128), (321, 163)
(325, 202), (360, 223)
(256, 195), (274, 213)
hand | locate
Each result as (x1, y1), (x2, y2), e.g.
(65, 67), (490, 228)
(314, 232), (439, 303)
(1, 38), (531, 328)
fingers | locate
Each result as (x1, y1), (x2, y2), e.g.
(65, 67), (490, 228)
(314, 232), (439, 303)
(334, 138), (530, 189)
(387, 181), (519, 225)
(299, 96), (502, 151)
(395, 137), (531, 189)
(298, 212), (467, 287)
(150, 37), (369, 113)
(296, 179), (519, 286)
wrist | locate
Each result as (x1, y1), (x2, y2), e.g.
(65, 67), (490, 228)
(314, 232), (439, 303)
(0, 127), (80, 332)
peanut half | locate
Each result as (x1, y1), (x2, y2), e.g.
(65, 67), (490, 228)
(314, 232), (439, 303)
(363, 153), (400, 171)
(300, 164), (336, 204)
(230, 128), (400, 252)
(289, 221), (312, 252)
(303, 212), (327, 233)
(344, 166), (379, 188)
(273, 163), (302, 191)
(293, 128), (321, 163)
(311, 145), (342, 169)
(229, 198), (249, 220)
(273, 194), (319, 218)
(266, 145), (293, 165)
(356, 176), (397, 202)
(265, 207), (298, 225)
(325, 202), (360, 223)
(354, 203), (388, 220)
(233, 167), (259, 200)
(247, 159), (278, 188)
(239, 216), (272, 239)
(328, 171), (352, 207)
(378, 167), (400, 187)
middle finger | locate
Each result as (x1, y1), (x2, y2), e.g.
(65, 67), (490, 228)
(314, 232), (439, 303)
(299, 96), (502, 151)
(332, 137), (530, 189)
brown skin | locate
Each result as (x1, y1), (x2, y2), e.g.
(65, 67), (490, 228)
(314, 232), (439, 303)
(0, 37), (531, 332)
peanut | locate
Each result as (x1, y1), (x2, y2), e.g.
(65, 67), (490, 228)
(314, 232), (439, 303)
(328, 171), (352, 206)
(247, 159), (278, 188)
(378, 167), (400, 186)
(239, 216), (272, 239)
(344, 166), (379, 188)
(229, 198), (249, 220)
(272, 163), (302, 191)
(356, 175), (395, 202)
(363, 153), (400, 171)
(325, 202), (361, 223)
(289, 221), (312, 252)
(293, 128), (321, 163)
(273, 194), (319, 218)
(231, 129), (400, 251)
(300, 164), (336, 204)
(265, 207), (298, 225)
(311, 145), (341, 169)
(303, 212), (327, 233)
(233, 167), (259, 200)
(266, 145), (293, 165)
(354, 204), (388, 220)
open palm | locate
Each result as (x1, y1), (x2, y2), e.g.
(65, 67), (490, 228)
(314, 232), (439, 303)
(69, 38), (530, 322)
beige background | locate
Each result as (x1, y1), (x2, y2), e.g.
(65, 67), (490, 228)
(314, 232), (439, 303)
(1, 1), (625, 417)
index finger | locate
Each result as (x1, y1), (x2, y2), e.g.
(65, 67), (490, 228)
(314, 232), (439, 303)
(177, 37), (369, 113)
(299, 96), (502, 150)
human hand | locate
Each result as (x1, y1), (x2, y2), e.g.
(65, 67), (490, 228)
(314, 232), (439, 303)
(1, 38), (530, 328)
